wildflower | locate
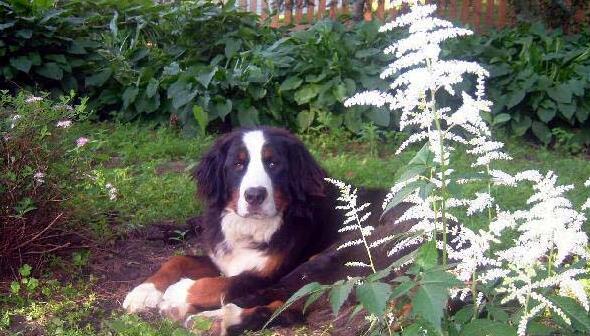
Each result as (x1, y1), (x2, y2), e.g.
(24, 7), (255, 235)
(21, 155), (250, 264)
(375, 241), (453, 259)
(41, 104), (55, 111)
(76, 137), (89, 148)
(105, 183), (117, 201)
(33, 172), (45, 184)
(25, 96), (43, 103)
(56, 120), (72, 128)
(10, 115), (21, 129)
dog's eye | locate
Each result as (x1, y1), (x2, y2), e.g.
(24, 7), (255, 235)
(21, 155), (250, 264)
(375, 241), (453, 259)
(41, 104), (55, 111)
(267, 161), (277, 169)
(234, 162), (245, 170)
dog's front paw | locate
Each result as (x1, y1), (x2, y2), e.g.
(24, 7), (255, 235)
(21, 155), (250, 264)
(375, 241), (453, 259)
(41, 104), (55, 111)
(122, 282), (163, 313)
(158, 278), (194, 321)
(185, 304), (243, 336)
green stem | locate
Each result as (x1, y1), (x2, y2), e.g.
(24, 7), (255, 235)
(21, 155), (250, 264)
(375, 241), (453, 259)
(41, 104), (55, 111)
(471, 272), (478, 320)
(432, 92), (449, 266)
(356, 212), (377, 274)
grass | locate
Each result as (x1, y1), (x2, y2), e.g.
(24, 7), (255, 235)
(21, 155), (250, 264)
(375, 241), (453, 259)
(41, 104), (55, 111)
(2, 122), (589, 335)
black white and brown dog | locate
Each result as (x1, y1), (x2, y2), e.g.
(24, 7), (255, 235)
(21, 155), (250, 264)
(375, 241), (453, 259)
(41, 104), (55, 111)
(122, 126), (417, 335)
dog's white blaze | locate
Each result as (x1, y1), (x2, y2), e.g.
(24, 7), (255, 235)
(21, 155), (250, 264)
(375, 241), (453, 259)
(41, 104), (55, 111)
(238, 130), (276, 217)
(212, 212), (282, 276)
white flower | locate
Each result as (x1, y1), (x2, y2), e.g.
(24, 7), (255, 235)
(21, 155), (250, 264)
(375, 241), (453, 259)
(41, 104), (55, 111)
(105, 183), (117, 201)
(25, 96), (43, 103)
(33, 172), (45, 184)
(56, 120), (72, 128)
(76, 137), (89, 148)
(10, 115), (21, 129)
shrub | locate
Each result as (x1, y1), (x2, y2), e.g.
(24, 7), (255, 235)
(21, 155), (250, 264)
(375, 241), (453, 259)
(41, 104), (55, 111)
(0, 91), (88, 271)
(276, 2), (590, 335)
(446, 23), (590, 145)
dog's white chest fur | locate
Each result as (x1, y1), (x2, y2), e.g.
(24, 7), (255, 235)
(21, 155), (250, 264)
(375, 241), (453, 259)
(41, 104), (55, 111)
(210, 212), (282, 277)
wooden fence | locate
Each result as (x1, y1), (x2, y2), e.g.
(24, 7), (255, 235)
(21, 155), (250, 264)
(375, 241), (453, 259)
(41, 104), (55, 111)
(239, 0), (516, 31)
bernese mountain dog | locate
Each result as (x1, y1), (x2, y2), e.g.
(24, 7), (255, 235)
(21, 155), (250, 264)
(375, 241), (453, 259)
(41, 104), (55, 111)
(122, 126), (416, 335)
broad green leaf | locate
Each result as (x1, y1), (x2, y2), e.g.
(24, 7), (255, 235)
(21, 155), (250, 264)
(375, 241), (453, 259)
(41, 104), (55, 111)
(197, 67), (217, 88)
(329, 281), (354, 316)
(237, 105), (258, 126)
(224, 39), (241, 59)
(459, 319), (516, 336)
(366, 108), (390, 127)
(547, 84), (573, 104)
(382, 180), (428, 217)
(294, 85), (320, 105)
(10, 57), (32, 73)
(511, 115), (532, 136)
(297, 109), (315, 131)
(356, 282), (391, 316)
(531, 121), (552, 144)
(558, 102), (576, 120)
(193, 105), (208, 134)
(537, 106), (556, 123)
(332, 84), (347, 102)
(213, 98), (232, 120)
(412, 282), (448, 331)
(146, 78), (159, 98)
(415, 240), (437, 270)
(506, 90), (526, 108)
(305, 73), (327, 83)
(355, 48), (380, 58)
(548, 295), (590, 332)
(15, 29), (32, 39)
(86, 69), (112, 87)
(36, 62), (63, 80)
(279, 76), (303, 92)
(167, 80), (197, 109)
(122, 87), (139, 110)
(492, 113), (511, 125)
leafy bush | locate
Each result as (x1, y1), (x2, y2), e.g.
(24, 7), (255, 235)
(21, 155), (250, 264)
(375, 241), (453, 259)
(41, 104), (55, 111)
(0, 91), (88, 270)
(0, 0), (96, 94)
(446, 23), (590, 145)
(275, 3), (590, 336)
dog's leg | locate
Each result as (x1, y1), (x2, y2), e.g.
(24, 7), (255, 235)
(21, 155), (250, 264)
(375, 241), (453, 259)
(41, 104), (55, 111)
(123, 255), (219, 313)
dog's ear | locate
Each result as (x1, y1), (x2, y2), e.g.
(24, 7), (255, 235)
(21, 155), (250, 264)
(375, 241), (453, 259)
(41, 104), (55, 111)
(287, 139), (326, 202)
(193, 132), (236, 207)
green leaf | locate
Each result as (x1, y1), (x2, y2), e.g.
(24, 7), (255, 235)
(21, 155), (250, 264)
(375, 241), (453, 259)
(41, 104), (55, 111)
(10, 57), (32, 73)
(122, 87), (139, 110)
(294, 84), (320, 105)
(193, 105), (208, 134)
(329, 281), (354, 316)
(224, 39), (241, 59)
(146, 78), (159, 98)
(390, 280), (415, 300)
(36, 62), (63, 80)
(167, 80), (197, 110)
(264, 282), (325, 329)
(213, 98), (232, 120)
(531, 121), (552, 144)
(366, 108), (390, 127)
(412, 281), (448, 331)
(547, 84), (572, 104)
(510, 115), (532, 136)
(415, 240), (437, 270)
(356, 282), (391, 316)
(382, 180), (428, 217)
(332, 84), (347, 102)
(297, 109), (315, 131)
(459, 319), (517, 336)
(303, 289), (324, 313)
(237, 105), (258, 126)
(506, 90), (526, 108)
(279, 76), (303, 92)
(537, 107), (556, 123)
(355, 48), (380, 58)
(558, 102), (576, 120)
(305, 73), (327, 83)
(548, 295), (590, 332)
(197, 67), (217, 88)
(85, 69), (112, 87)
(19, 264), (32, 277)
(492, 113), (511, 125)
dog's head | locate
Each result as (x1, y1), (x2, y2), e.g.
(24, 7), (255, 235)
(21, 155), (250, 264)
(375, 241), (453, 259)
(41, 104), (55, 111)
(194, 127), (326, 219)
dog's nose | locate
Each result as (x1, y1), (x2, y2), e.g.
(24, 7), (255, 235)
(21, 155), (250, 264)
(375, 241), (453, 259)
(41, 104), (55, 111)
(244, 187), (267, 206)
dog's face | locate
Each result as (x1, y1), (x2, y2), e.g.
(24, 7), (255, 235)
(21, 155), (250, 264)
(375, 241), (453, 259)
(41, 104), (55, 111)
(195, 127), (326, 219)
(225, 130), (287, 218)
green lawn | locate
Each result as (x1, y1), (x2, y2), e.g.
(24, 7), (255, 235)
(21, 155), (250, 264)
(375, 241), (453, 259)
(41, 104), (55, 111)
(2, 122), (589, 335)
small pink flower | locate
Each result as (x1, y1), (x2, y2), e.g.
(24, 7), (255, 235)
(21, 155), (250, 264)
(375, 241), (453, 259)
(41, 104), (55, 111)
(56, 120), (72, 128)
(76, 137), (89, 148)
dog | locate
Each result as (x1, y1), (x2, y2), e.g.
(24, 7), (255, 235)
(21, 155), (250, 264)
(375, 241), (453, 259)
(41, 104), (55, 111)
(122, 126), (417, 335)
